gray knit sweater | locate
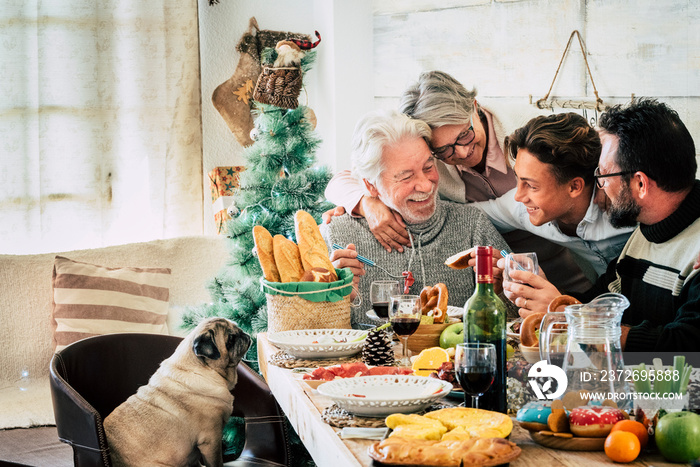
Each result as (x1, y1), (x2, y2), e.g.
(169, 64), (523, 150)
(321, 200), (515, 328)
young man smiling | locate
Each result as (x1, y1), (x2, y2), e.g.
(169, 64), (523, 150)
(472, 113), (635, 297)
(505, 99), (700, 352)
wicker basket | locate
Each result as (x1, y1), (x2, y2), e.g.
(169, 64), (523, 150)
(262, 268), (354, 333)
(405, 319), (459, 354)
(253, 66), (303, 109)
(266, 294), (351, 333)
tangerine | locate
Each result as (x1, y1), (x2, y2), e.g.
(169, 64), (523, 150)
(610, 419), (649, 449)
(411, 347), (450, 376)
(604, 430), (641, 463)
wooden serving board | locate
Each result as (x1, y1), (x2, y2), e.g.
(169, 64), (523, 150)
(530, 431), (605, 451)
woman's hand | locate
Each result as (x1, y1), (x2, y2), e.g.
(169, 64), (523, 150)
(358, 196), (409, 253)
(330, 243), (365, 301)
(322, 206), (346, 224)
(502, 270), (561, 318)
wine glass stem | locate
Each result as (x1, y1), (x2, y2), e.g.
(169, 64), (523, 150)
(472, 395), (479, 409)
(401, 336), (409, 365)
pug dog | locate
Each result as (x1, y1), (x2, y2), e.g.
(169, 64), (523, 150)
(104, 318), (252, 467)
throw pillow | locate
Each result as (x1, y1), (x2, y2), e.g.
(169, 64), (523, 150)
(51, 256), (171, 350)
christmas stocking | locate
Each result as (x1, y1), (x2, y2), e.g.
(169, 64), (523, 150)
(212, 17), (310, 147)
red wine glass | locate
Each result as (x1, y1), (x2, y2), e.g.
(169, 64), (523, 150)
(388, 294), (421, 367)
(370, 280), (400, 320)
(454, 343), (496, 409)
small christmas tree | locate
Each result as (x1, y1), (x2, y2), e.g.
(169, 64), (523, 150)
(181, 39), (331, 464)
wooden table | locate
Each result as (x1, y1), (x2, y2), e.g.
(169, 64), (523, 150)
(257, 333), (679, 467)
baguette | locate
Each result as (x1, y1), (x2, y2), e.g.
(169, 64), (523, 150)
(272, 235), (305, 282)
(294, 210), (335, 273)
(252, 225), (281, 282)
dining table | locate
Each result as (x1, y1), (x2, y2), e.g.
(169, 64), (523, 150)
(256, 332), (684, 467)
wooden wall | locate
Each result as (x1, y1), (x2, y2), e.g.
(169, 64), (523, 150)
(372, 0), (700, 166)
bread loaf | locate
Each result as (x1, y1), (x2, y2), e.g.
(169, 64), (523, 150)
(368, 436), (522, 466)
(253, 225), (281, 282)
(272, 235), (305, 282)
(300, 267), (338, 283)
(294, 210), (335, 273)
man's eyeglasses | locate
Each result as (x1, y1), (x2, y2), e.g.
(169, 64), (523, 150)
(593, 166), (635, 188)
(431, 118), (475, 161)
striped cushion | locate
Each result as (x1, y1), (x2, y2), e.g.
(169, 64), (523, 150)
(51, 256), (171, 350)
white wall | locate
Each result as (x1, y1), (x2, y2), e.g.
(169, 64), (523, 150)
(371, 0), (700, 161)
(197, 0), (373, 235)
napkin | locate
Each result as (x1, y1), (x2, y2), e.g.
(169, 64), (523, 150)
(340, 427), (389, 440)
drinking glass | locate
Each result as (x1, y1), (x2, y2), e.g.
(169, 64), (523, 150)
(503, 252), (539, 283)
(370, 280), (401, 320)
(389, 294), (421, 366)
(454, 343), (496, 409)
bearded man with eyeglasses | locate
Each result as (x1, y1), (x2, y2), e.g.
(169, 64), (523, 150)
(504, 98), (700, 352)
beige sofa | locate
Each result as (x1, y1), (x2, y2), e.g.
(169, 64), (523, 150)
(0, 236), (229, 466)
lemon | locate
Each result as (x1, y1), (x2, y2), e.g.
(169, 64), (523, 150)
(506, 343), (514, 359)
(411, 347), (451, 377)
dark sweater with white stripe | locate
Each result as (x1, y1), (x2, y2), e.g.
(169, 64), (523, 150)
(579, 180), (700, 352)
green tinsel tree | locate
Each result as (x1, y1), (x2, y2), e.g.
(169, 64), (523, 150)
(181, 48), (332, 465)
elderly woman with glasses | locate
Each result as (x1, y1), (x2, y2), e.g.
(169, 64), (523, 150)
(324, 70), (595, 292)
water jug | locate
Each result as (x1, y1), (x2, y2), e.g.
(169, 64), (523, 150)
(540, 293), (632, 411)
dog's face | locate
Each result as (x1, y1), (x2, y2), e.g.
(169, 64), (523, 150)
(191, 318), (251, 388)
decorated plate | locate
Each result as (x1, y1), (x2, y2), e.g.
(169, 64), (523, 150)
(317, 375), (453, 417)
(267, 329), (367, 359)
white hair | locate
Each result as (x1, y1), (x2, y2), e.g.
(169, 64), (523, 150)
(351, 109), (432, 186)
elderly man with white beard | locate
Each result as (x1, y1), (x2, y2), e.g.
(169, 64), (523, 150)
(321, 109), (513, 329)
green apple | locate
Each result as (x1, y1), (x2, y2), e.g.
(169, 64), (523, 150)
(439, 322), (463, 349)
(655, 411), (700, 463)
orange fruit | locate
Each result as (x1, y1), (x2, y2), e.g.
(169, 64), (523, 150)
(604, 430), (641, 463)
(411, 347), (450, 376)
(610, 419), (649, 449)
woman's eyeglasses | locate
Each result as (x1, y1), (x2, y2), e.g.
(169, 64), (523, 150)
(593, 166), (635, 188)
(431, 118), (475, 161)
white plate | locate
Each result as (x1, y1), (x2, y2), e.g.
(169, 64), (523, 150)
(268, 329), (367, 359)
(317, 375), (453, 417)
(446, 305), (463, 319)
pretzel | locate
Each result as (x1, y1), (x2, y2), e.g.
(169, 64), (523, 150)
(547, 295), (582, 312)
(419, 284), (449, 323)
(520, 312), (546, 348)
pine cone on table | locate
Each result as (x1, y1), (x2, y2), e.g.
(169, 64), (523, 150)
(361, 328), (395, 366)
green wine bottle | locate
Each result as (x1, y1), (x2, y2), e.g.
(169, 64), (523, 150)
(463, 246), (507, 413)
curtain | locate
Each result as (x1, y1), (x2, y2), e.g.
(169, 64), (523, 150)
(0, 0), (203, 255)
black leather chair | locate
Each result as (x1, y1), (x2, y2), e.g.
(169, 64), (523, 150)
(49, 333), (290, 466)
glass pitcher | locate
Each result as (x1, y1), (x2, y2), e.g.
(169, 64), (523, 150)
(541, 293), (633, 411)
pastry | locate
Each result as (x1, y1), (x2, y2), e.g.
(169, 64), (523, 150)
(368, 436), (522, 467)
(300, 267), (337, 283)
(252, 225), (281, 282)
(516, 401), (552, 432)
(520, 312), (546, 347)
(424, 407), (512, 438)
(386, 414), (447, 441)
(418, 283), (449, 324)
(547, 295), (582, 312)
(569, 406), (625, 438)
(294, 210), (335, 273)
(546, 400), (570, 433)
(444, 249), (473, 270)
(272, 235), (305, 282)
